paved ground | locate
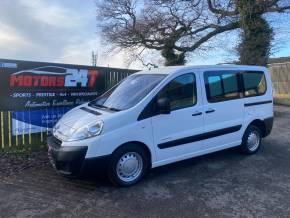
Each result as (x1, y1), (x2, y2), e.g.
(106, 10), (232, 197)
(1, 107), (290, 218)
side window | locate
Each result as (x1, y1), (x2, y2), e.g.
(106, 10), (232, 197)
(222, 74), (240, 98)
(242, 71), (266, 97)
(205, 71), (240, 103)
(158, 73), (196, 111)
(208, 76), (223, 98)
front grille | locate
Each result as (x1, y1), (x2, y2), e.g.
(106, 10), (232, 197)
(47, 135), (62, 149)
(52, 135), (62, 146)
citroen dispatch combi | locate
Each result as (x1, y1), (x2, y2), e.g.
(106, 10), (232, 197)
(48, 65), (273, 186)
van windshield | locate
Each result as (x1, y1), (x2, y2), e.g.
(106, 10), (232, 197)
(89, 74), (166, 111)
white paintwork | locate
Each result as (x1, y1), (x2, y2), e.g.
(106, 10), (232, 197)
(151, 70), (204, 164)
(200, 69), (244, 152)
(54, 65), (273, 169)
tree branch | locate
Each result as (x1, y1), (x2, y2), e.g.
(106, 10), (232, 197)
(175, 21), (240, 52)
(207, 0), (238, 16)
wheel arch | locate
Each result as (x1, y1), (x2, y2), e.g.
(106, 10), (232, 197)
(113, 141), (152, 168)
(247, 119), (267, 137)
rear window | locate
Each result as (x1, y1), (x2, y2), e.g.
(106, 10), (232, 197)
(242, 71), (266, 97)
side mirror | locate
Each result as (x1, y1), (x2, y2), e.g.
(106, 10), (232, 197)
(157, 97), (170, 114)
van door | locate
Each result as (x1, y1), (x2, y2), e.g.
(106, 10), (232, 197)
(151, 72), (204, 166)
(202, 70), (244, 150)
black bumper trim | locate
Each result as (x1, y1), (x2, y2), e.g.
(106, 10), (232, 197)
(47, 136), (88, 176)
(264, 116), (274, 137)
(47, 136), (111, 176)
(82, 155), (111, 174)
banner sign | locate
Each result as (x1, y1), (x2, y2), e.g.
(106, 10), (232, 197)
(0, 59), (108, 111)
(0, 59), (137, 136)
(12, 107), (72, 135)
(0, 59), (136, 135)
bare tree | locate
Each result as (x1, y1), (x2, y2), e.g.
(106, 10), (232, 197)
(207, 0), (290, 66)
(96, 0), (239, 66)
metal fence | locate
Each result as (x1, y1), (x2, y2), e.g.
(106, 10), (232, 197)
(0, 70), (134, 150)
(268, 62), (290, 105)
(104, 69), (133, 90)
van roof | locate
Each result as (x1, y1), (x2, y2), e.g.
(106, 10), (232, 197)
(136, 65), (267, 75)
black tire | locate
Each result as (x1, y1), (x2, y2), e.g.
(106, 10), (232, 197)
(107, 144), (149, 187)
(240, 125), (262, 154)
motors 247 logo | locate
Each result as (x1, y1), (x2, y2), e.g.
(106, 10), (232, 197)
(9, 66), (98, 88)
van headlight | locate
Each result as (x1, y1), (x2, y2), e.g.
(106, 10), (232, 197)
(66, 121), (103, 142)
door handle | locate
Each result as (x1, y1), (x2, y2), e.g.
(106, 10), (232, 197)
(192, 111), (202, 116)
(205, 109), (215, 113)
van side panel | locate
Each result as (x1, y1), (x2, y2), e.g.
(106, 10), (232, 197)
(201, 70), (244, 152)
(93, 118), (157, 162)
(243, 69), (273, 132)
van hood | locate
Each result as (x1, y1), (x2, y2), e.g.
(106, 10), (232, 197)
(59, 105), (112, 130)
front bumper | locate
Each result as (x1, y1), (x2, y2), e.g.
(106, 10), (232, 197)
(47, 136), (110, 176)
(47, 136), (88, 176)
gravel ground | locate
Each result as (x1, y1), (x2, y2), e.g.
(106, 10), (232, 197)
(0, 106), (290, 218)
(0, 150), (48, 177)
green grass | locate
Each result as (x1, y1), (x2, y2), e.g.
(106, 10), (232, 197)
(0, 144), (47, 155)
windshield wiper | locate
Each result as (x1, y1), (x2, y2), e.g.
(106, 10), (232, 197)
(107, 107), (121, 112)
(88, 102), (121, 112)
(88, 102), (105, 109)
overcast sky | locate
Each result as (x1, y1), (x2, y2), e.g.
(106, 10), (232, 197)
(0, 0), (290, 69)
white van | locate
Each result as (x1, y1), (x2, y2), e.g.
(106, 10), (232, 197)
(48, 65), (273, 186)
